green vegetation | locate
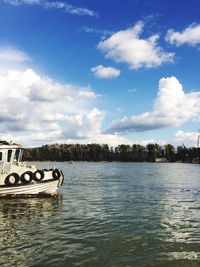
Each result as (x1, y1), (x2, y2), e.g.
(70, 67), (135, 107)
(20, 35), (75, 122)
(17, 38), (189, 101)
(23, 143), (200, 163)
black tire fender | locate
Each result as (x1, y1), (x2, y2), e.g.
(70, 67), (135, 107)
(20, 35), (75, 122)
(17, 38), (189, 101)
(34, 170), (45, 182)
(60, 170), (64, 186)
(52, 169), (61, 180)
(20, 171), (33, 184)
(4, 173), (20, 186)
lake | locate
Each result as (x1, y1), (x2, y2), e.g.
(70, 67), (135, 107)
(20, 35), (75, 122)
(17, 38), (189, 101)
(0, 162), (200, 267)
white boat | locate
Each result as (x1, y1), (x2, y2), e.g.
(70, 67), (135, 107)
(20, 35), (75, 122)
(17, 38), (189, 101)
(0, 141), (64, 198)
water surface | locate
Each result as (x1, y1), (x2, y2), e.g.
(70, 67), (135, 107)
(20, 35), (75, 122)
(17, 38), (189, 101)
(0, 162), (200, 267)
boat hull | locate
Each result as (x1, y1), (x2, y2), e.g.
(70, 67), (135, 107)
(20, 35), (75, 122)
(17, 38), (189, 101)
(0, 176), (64, 198)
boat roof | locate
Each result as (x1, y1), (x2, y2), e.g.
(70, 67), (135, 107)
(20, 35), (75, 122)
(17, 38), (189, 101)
(0, 140), (22, 149)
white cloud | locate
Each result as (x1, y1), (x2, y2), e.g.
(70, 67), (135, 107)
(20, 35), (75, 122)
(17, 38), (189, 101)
(174, 130), (198, 147)
(0, 128), (135, 148)
(3, 0), (98, 17)
(48, 123), (60, 130)
(106, 77), (200, 133)
(0, 46), (30, 73)
(78, 90), (97, 98)
(22, 0), (41, 4)
(82, 27), (113, 36)
(84, 133), (134, 147)
(0, 45), (106, 146)
(48, 133), (134, 148)
(140, 139), (165, 146)
(91, 65), (121, 78)
(0, 45), (148, 147)
(59, 108), (106, 139)
(166, 23), (200, 46)
(97, 21), (174, 69)
(3, 0), (41, 6)
(0, 46), (30, 62)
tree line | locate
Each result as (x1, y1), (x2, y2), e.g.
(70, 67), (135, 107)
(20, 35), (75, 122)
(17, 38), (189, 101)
(22, 143), (200, 163)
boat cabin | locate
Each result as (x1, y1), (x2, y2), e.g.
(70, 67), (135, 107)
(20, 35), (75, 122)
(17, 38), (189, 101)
(0, 141), (23, 174)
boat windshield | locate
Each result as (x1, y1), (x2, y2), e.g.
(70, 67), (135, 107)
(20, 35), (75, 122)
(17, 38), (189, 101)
(7, 150), (12, 162)
(14, 149), (22, 162)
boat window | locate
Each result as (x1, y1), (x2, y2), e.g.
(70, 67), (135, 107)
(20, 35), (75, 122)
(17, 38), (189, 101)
(7, 150), (12, 162)
(14, 149), (20, 161)
(0, 152), (2, 161)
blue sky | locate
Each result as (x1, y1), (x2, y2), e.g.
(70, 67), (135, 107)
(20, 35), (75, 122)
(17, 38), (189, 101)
(0, 0), (200, 147)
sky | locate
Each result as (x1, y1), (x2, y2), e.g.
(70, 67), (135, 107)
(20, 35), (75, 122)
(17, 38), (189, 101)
(0, 0), (200, 147)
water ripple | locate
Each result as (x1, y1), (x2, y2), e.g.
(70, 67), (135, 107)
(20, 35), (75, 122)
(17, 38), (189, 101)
(0, 162), (200, 266)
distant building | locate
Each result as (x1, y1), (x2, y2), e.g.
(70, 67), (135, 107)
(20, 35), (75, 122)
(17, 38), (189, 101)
(155, 158), (168, 163)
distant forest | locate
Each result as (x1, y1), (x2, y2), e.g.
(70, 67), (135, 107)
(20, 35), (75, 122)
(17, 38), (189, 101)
(23, 143), (200, 163)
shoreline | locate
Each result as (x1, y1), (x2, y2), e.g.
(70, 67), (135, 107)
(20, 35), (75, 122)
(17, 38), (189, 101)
(25, 160), (200, 164)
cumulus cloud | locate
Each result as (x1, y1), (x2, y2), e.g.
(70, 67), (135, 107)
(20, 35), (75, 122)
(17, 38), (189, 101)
(106, 77), (200, 133)
(80, 133), (134, 147)
(137, 139), (165, 147)
(0, 45), (136, 147)
(174, 130), (198, 147)
(91, 65), (121, 78)
(166, 23), (200, 46)
(0, 127), (134, 148)
(0, 46), (30, 73)
(97, 21), (174, 69)
(0, 48), (106, 146)
(59, 108), (106, 139)
(3, 0), (98, 17)
(46, 133), (134, 148)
